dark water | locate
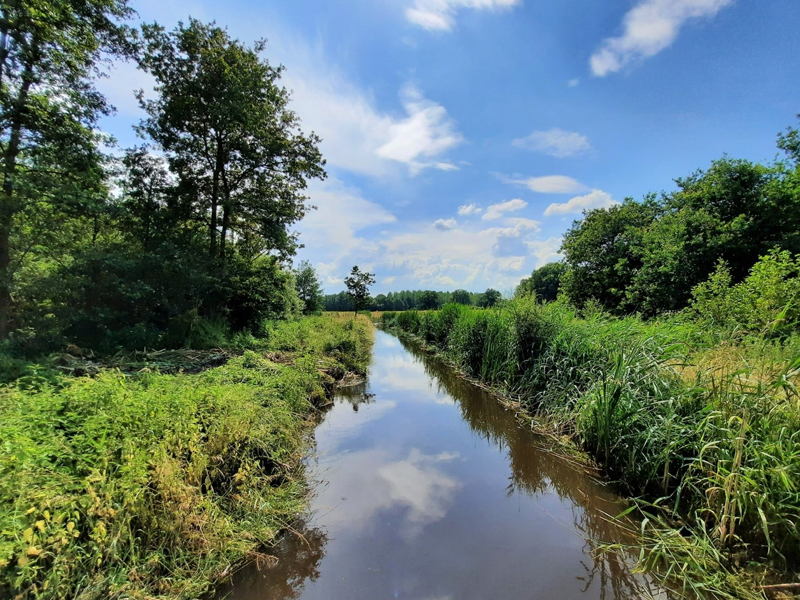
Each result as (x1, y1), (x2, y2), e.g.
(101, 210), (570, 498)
(217, 330), (670, 600)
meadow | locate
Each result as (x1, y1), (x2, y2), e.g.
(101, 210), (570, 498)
(0, 315), (373, 600)
(383, 301), (800, 599)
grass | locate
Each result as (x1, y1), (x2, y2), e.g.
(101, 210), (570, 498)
(384, 300), (800, 599)
(0, 314), (373, 600)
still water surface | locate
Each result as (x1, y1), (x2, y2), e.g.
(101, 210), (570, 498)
(218, 330), (670, 600)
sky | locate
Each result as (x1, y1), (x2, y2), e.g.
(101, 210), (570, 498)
(96, 0), (800, 295)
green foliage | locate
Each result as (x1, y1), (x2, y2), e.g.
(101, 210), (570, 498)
(516, 262), (567, 302)
(344, 266), (375, 313)
(479, 288), (502, 308)
(418, 290), (440, 310)
(294, 261), (324, 315)
(325, 289), (481, 311)
(692, 249), (800, 336)
(138, 19), (325, 262)
(388, 297), (800, 592)
(560, 126), (800, 316)
(451, 289), (471, 305)
(0, 0), (135, 335)
(0, 315), (373, 600)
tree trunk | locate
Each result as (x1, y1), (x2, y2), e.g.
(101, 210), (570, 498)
(210, 168), (219, 258)
(0, 45), (36, 337)
(219, 179), (230, 261)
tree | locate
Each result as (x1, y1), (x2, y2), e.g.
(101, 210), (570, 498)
(419, 290), (439, 310)
(138, 19), (325, 263)
(480, 288), (501, 308)
(452, 289), (471, 305)
(516, 262), (566, 302)
(0, 0), (134, 336)
(344, 266), (375, 314)
(560, 198), (659, 313)
(294, 260), (324, 314)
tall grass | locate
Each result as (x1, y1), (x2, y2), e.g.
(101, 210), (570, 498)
(0, 315), (373, 600)
(385, 300), (800, 596)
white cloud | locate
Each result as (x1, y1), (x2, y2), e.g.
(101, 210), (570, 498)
(376, 214), (545, 291)
(544, 189), (619, 216)
(434, 218), (458, 231)
(568, 78), (580, 87)
(406, 0), (521, 31)
(298, 177), (396, 281)
(458, 203), (482, 216)
(95, 60), (156, 118)
(590, 0), (734, 77)
(526, 237), (564, 267)
(277, 37), (462, 178)
(482, 198), (527, 221)
(512, 128), (591, 158)
(503, 174), (588, 194)
(376, 84), (463, 175)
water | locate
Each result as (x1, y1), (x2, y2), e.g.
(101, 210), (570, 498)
(217, 330), (670, 600)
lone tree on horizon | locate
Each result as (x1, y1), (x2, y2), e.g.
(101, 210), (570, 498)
(345, 266), (375, 315)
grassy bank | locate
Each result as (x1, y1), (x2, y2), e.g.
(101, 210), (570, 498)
(0, 315), (373, 600)
(383, 302), (800, 599)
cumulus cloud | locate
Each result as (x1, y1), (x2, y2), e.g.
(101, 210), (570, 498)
(376, 84), (463, 175)
(434, 218), (458, 231)
(526, 237), (564, 267)
(297, 177), (396, 282)
(502, 174), (588, 194)
(482, 198), (527, 221)
(512, 128), (591, 158)
(458, 203), (482, 216)
(406, 0), (521, 31)
(590, 0), (734, 77)
(544, 189), (618, 216)
(261, 30), (463, 179)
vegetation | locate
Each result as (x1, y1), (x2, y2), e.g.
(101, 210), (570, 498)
(0, 315), (373, 600)
(0, 4), (326, 356)
(343, 266), (375, 314)
(559, 121), (800, 316)
(325, 288), (490, 312)
(383, 249), (800, 598)
(294, 261), (325, 315)
(516, 262), (567, 302)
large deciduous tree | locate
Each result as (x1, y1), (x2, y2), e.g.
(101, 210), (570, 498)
(138, 19), (326, 263)
(0, 0), (134, 336)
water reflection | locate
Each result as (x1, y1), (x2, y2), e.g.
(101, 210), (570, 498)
(217, 331), (672, 600)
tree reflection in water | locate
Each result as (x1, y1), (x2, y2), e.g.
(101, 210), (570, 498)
(218, 335), (675, 600)
(335, 381), (375, 412)
(215, 522), (328, 600)
(403, 337), (672, 600)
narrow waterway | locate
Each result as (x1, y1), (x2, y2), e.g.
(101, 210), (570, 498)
(217, 330), (671, 600)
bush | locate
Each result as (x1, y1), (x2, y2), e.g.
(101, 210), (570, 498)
(692, 248), (800, 336)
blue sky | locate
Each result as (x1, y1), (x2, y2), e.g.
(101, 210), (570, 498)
(97, 0), (800, 294)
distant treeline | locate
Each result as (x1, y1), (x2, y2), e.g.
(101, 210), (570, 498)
(324, 289), (501, 312)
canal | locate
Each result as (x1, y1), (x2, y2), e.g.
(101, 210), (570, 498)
(217, 329), (670, 600)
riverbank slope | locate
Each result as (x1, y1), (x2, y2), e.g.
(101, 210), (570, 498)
(383, 302), (800, 599)
(0, 315), (373, 600)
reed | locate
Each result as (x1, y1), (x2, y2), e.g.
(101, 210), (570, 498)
(388, 298), (800, 597)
